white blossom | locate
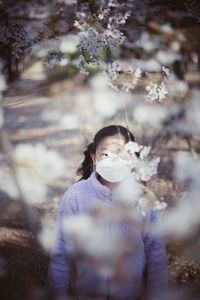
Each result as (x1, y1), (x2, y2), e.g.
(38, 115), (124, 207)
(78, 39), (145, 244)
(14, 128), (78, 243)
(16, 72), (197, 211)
(106, 62), (142, 92)
(156, 50), (181, 65)
(135, 157), (160, 182)
(162, 66), (170, 77)
(155, 152), (200, 237)
(60, 34), (79, 53)
(161, 23), (173, 34)
(17, 168), (47, 205)
(159, 196), (200, 237)
(145, 81), (168, 102)
(146, 82), (159, 102)
(14, 143), (66, 179)
(124, 141), (143, 154)
(133, 103), (169, 129)
(120, 142), (160, 183)
(157, 82), (168, 101)
(0, 169), (19, 199)
(140, 146), (151, 160)
(135, 32), (158, 52)
(168, 79), (189, 98)
(138, 196), (167, 217)
(43, 52), (64, 69)
(92, 87), (121, 118)
(62, 0), (77, 4)
(63, 213), (122, 259)
(74, 4), (130, 78)
(38, 218), (56, 252)
(173, 89), (200, 135)
(59, 113), (82, 129)
(112, 174), (141, 205)
(1, 143), (65, 205)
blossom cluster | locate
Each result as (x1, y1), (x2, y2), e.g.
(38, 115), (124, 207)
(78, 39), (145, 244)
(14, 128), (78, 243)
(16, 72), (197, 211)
(106, 61), (142, 92)
(145, 66), (170, 102)
(43, 51), (64, 69)
(73, 2), (170, 100)
(74, 1), (131, 74)
(116, 141), (167, 216)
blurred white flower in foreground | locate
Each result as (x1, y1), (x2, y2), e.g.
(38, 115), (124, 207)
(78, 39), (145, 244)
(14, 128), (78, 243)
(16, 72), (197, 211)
(17, 168), (47, 205)
(0, 169), (19, 199)
(112, 174), (141, 205)
(155, 152), (200, 237)
(156, 50), (181, 65)
(14, 143), (65, 179)
(135, 32), (158, 52)
(138, 196), (167, 217)
(60, 34), (79, 53)
(159, 193), (200, 238)
(59, 113), (82, 129)
(62, 208), (137, 277)
(92, 89), (121, 118)
(38, 217), (56, 252)
(89, 73), (122, 118)
(0, 143), (66, 205)
(112, 174), (167, 216)
(173, 89), (200, 135)
(168, 78), (189, 98)
(63, 213), (122, 260)
(133, 103), (169, 129)
(62, 177), (167, 270)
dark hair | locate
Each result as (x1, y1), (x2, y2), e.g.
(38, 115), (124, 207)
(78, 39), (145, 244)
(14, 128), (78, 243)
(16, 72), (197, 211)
(76, 125), (136, 181)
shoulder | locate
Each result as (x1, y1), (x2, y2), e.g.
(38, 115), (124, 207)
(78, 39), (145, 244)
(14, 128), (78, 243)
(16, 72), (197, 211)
(59, 179), (87, 214)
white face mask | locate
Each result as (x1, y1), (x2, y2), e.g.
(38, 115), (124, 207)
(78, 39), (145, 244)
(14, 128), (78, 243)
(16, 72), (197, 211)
(95, 152), (132, 183)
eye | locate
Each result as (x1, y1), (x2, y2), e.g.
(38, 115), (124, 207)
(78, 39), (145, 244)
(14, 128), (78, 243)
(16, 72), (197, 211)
(101, 153), (108, 157)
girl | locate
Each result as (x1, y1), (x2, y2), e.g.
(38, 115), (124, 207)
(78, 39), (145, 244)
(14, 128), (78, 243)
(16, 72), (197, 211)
(47, 125), (168, 300)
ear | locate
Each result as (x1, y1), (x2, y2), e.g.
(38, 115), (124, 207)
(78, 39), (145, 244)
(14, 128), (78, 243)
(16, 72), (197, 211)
(90, 153), (96, 164)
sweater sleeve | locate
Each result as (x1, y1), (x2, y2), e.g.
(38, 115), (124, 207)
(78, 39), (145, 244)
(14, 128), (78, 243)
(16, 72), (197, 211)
(47, 188), (79, 299)
(143, 209), (168, 300)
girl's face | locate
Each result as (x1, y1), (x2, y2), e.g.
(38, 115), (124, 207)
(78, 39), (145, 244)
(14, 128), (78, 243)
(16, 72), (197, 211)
(91, 134), (126, 165)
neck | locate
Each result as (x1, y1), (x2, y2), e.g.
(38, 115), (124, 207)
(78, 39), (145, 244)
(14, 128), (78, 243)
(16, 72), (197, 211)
(96, 173), (119, 191)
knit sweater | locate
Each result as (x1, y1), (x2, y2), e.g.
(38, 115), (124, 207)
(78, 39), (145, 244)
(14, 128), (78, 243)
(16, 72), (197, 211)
(47, 170), (168, 300)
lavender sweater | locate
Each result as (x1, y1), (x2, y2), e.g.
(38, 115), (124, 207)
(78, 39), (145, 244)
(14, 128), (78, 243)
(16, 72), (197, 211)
(48, 171), (168, 300)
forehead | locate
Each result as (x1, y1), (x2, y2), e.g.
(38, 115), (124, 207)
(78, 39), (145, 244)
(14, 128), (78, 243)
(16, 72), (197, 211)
(97, 134), (126, 150)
